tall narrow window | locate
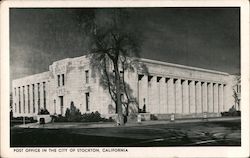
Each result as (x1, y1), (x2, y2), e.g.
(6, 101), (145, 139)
(43, 82), (46, 109)
(37, 83), (40, 112)
(27, 85), (30, 113)
(86, 92), (90, 111)
(59, 96), (63, 115)
(62, 74), (65, 86)
(85, 70), (89, 84)
(23, 86), (25, 113)
(14, 88), (16, 96)
(14, 103), (17, 113)
(32, 84), (35, 113)
(57, 75), (60, 87)
(18, 87), (21, 113)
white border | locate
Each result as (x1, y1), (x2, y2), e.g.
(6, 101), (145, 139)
(1, 0), (249, 158)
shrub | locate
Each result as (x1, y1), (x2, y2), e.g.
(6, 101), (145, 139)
(53, 115), (68, 122)
(38, 108), (50, 115)
(81, 111), (106, 122)
(11, 116), (37, 123)
(53, 101), (114, 123)
(64, 102), (82, 122)
(150, 114), (158, 120)
(221, 106), (241, 117)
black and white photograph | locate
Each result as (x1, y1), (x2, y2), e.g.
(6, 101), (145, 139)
(1, 0), (249, 158)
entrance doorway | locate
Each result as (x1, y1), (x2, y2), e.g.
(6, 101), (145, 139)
(59, 96), (64, 115)
(85, 93), (89, 111)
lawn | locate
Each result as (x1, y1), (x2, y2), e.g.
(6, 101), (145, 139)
(10, 119), (240, 147)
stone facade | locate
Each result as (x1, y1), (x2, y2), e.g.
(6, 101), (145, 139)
(12, 55), (238, 119)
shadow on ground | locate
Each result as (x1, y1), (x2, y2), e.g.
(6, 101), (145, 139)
(10, 119), (241, 147)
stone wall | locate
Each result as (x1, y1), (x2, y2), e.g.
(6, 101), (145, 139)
(12, 55), (238, 119)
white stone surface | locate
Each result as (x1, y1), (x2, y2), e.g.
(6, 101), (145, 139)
(168, 78), (175, 113)
(189, 81), (196, 113)
(208, 83), (214, 113)
(202, 82), (208, 112)
(12, 55), (238, 118)
(213, 83), (219, 113)
(182, 80), (189, 114)
(196, 81), (202, 113)
(175, 79), (182, 114)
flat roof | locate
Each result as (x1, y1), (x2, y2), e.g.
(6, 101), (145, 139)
(141, 58), (229, 75)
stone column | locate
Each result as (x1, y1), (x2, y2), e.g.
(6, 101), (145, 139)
(223, 84), (226, 112)
(219, 84), (224, 112)
(41, 82), (44, 110)
(159, 77), (166, 114)
(34, 84), (38, 114)
(147, 77), (151, 113)
(27, 85), (30, 114)
(213, 83), (219, 113)
(139, 75), (148, 110)
(208, 83), (214, 112)
(175, 79), (182, 114)
(196, 81), (202, 113)
(134, 73), (139, 110)
(37, 83), (40, 112)
(202, 82), (208, 112)
(189, 81), (196, 114)
(30, 85), (34, 114)
(168, 78), (175, 113)
(182, 80), (189, 114)
(148, 76), (157, 113)
(17, 87), (20, 114)
(20, 87), (23, 114)
(165, 78), (169, 113)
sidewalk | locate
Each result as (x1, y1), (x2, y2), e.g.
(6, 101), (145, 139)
(15, 116), (240, 129)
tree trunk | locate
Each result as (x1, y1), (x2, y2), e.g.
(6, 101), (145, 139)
(114, 62), (124, 125)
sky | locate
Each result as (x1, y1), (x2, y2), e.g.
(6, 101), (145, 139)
(10, 8), (240, 82)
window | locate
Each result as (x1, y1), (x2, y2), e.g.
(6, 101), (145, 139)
(14, 88), (16, 96)
(43, 82), (46, 109)
(85, 70), (89, 84)
(157, 77), (161, 82)
(32, 84), (35, 113)
(27, 85), (30, 113)
(59, 96), (63, 115)
(18, 87), (21, 113)
(23, 86), (25, 113)
(14, 103), (17, 113)
(138, 74), (144, 81)
(86, 92), (90, 111)
(37, 83), (40, 111)
(57, 75), (60, 87)
(62, 74), (65, 86)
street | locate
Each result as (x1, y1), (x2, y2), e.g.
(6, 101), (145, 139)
(11, 119), (240, 147)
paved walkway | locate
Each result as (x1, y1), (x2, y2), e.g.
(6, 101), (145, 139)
(15, 117), (240, 129)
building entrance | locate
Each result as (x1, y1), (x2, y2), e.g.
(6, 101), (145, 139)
(59, 96), (64, 115)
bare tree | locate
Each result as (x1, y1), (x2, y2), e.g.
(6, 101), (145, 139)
(232, 75), (241, 111)
(84, 9), (147, 125)
(232, 89), (240, 110)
